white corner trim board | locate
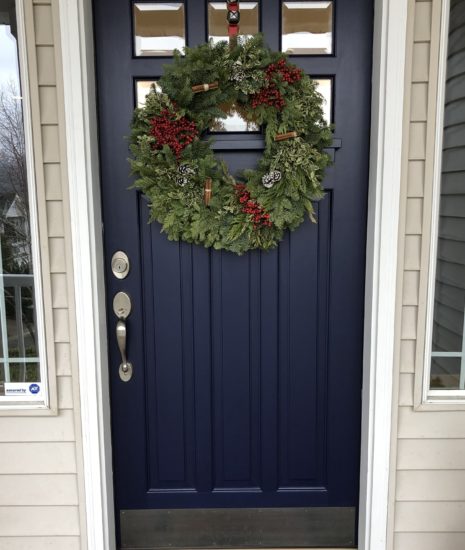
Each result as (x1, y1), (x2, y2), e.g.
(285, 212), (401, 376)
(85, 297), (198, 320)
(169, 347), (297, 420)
(360, 0), (408, 549)
(58, 0), (407, 548)
(58, 0), (116, 549)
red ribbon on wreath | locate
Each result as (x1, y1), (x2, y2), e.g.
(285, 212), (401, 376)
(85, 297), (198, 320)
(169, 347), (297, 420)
(227, 0), (240, 40)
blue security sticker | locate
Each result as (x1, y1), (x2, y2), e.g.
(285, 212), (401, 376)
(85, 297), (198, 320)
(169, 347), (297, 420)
(29, 383), (40, 394)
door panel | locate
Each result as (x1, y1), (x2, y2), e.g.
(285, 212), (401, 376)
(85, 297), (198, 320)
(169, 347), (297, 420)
(136, 201), (331, 507)
(93, 0), (373, 546)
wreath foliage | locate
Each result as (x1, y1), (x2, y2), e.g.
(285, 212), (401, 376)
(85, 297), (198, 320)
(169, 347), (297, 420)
(129, 35), (332, 254)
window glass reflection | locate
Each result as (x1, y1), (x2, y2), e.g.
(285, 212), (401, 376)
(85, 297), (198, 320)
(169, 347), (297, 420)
(0, 1), (40, 392)
(136, 80), (259, 132)
(430, 357), (461, 390)
(314, 78), (332, 124)
(429, 0), (465, 392)
(282, 1), (333, 55)
(136, 80), (162, 107)
(210, 105), (259, 133)
(133, 2), (185, 56)
(208, 2), (259, 44)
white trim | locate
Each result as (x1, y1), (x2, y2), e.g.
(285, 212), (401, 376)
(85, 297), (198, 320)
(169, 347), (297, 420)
(359, 0), (408, 549)
(0, 0), (49, 410)
(59, 0), (408, 548)
(422, 0), (457, 402)
(58, 1), (115, 549)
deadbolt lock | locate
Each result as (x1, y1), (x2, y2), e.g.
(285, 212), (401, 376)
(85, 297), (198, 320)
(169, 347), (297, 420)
(111, 251), (130, 279)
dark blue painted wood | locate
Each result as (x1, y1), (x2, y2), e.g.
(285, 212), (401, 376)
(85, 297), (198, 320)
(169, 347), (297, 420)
(93, 0), (373, 541)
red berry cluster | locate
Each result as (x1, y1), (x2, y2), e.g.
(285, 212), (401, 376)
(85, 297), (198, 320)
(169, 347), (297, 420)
(251, 86), (285, 110)
(250, 59), (303, 110)
(266, 58), (303, 85)
(236, 184), (272, 229)
(149, 109), (198, 159)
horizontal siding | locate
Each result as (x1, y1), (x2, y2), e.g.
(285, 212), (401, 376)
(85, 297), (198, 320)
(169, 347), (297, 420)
(395, 501), (465, 532)
(0, 474), (78, 505)
(407, 160), (425, 196)
(400, 340), (416, 373)
(55, 343), (72, 376)
(0, 1), (83, 548)
(403, 272), (420, 305)
(0, 538), (80, 550)
(397, 470), (465, 500)
(57, 375), (73, 409)
(398, 374), (414, 406)
(398, 438), (465, 469)
(394, 0), (465, 548)
(33, 4), (54, 45)
(412, 43), (430, 82)
(398, 407), (465, 438)
(414, 1), (432, 40)
(404, 235), (422, 270)
(0, 506), (80, 536)
(0, 410), (75, 442)
(395, 532), (465, 550)
(0, 442), (77, 474)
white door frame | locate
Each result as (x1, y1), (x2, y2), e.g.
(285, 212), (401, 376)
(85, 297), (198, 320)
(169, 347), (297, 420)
(58, 0), (408, 548)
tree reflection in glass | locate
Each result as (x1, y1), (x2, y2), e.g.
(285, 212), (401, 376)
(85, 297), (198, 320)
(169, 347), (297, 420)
(0, 2), (38, 385)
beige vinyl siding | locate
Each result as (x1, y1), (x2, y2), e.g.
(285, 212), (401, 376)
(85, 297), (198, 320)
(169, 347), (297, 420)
(0, 539), (80, 550)
(0, 1), (85, 549)
(392, 0), (465, 548)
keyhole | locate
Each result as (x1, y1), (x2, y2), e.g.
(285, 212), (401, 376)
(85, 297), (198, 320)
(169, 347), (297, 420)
(111, 252), (130, 279)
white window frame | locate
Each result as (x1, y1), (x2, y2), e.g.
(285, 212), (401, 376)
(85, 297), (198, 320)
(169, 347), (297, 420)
(422, 0), (465, 403)
(0, 0), (49, 409)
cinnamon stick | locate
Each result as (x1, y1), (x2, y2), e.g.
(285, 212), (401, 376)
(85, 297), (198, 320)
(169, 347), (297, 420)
(274, 131), (298, 142)
(192, 81), (219, 93)
(204, 178), (213, 206)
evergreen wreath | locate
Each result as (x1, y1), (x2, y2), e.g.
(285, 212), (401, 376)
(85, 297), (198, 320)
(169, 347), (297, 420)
(129, 35), (332, 255)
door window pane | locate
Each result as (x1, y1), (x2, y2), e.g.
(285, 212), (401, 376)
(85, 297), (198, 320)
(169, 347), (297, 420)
(429, 0), (465, 392)
(0, 0), (42, 401)
(430, 357), (461, 390)
(282, 1), (333, 55)
(133, 2), (186, 57)
(208, 2), (259, 44)
(135, 79), (162, 107)
(135, 79), (259, 132)
(314, 77), (332, 124)
(210, 106), (260, 133)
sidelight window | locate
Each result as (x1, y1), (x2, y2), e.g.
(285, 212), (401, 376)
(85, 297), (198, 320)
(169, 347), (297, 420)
(425, 0), (465, 398)
(0, 0), (46, 405)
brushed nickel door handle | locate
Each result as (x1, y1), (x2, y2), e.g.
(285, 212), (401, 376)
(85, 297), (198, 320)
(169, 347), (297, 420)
(116, 319), (132, 381)
(113, 292), (133, 382)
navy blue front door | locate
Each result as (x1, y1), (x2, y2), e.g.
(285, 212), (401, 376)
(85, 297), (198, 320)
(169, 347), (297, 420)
(94, 1), (373, 547)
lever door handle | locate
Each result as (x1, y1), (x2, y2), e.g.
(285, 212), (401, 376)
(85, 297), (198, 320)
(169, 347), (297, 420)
(116, 319), (132, 381)
(113, 291), (133, 382)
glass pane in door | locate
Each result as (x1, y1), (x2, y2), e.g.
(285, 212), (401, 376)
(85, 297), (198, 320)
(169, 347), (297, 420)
(133, 2), (186, 56)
